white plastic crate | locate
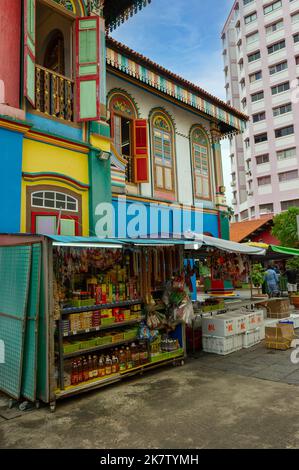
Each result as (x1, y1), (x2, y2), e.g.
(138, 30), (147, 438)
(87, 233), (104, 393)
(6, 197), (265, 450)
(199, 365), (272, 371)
(227, 312), (247, 334)
(242, 328), (261, 349)
(233, 333), (243, 351)
(202, 335), (236, 355)
(289, 315), (299, 329)
(202, 315), (236, 337)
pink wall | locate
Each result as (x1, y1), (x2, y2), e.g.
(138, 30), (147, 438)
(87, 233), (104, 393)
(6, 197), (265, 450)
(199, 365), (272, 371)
(0, 0), (21, 109)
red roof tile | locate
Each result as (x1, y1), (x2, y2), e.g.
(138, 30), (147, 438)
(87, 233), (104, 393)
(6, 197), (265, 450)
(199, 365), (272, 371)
(106, 37), (249, 122)
(230, 216), (273, 243)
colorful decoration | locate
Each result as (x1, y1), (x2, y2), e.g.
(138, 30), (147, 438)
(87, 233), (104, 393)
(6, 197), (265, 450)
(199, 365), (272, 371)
(106, 43), (247, 135)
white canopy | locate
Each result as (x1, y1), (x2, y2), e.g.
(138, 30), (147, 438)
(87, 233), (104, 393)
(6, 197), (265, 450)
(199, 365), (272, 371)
(185, 233), (266, 256)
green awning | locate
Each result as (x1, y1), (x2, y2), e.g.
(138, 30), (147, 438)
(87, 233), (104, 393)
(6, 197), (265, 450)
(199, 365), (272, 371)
(270, 245), (299, 256)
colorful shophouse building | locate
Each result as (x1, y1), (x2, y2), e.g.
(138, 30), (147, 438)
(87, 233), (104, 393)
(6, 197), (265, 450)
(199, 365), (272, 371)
(0, 0), (247, 241)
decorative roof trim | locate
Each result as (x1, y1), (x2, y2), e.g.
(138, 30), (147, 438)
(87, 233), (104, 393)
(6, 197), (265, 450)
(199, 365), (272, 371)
(106, 37), (248, 136)
(105, 0), (152, 32)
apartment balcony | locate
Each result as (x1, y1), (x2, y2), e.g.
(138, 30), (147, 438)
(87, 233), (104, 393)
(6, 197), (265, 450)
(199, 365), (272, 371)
(256, 163), (271, 174)
(258, 184), (272, 195)
(263, 6), (283, 24)
(277, 157), (298, 171)
(265, 29), (285, 45)
(35, 65), (74, 122)
(279, 179), (299, 192)
(290, 0), (299, 12)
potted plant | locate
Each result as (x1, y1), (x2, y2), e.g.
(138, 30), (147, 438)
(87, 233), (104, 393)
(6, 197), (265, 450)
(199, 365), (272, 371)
(250, 263), (266, 297)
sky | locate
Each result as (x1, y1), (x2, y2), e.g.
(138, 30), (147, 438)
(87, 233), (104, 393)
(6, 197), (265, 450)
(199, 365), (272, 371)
(111, 0), (235, 205)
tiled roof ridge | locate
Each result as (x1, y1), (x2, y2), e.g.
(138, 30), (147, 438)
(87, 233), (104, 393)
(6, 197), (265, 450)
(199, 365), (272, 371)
(106, 36), (249, 122)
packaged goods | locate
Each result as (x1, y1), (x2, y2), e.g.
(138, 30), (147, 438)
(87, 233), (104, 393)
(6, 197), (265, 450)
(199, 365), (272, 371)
(265, 323), (295, 350)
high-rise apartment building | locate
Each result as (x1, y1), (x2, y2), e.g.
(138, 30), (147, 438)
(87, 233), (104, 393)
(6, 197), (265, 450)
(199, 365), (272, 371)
(222, 0), (299, 221)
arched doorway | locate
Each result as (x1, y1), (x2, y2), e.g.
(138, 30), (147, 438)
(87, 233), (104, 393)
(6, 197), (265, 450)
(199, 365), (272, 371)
(44, 30), (65, 76)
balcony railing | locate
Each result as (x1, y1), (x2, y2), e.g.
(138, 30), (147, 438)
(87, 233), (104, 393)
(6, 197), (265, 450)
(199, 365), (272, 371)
(35, 65), (74, 122)
(124, 155), (134, 184)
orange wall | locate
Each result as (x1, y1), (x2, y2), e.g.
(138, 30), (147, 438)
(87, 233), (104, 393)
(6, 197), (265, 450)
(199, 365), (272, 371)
(0, 0), (21, 108)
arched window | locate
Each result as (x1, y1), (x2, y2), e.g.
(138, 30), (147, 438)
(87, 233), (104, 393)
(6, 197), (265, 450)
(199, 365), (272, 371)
(44, 30), (65, 75)
(109, 93), (138, 184)
(152, 113), (175, 196)
(191, 127), (211, 200)
(31, 191), (78, 212)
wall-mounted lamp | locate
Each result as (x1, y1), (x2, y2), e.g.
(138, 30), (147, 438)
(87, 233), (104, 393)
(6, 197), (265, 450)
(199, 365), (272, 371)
(97, 150), (111, 161)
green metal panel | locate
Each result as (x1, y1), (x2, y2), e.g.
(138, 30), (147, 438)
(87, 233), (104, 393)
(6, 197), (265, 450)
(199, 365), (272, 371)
(36, 245), (49, 403)
(0, 245), (32, 399)
(21, 243), (41, 402)
(80, 80), (97, 119)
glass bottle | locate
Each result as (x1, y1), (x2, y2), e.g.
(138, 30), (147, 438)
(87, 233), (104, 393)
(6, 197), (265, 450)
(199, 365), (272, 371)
(82, 357), (89, 382)
(88, 355), (93, 380)
(92, 355), (98, 378)
(71, 360), (79, 386)
(77, 357), (83, 383)
(105, 355), (112, 375)
(98, 356), (106, 378)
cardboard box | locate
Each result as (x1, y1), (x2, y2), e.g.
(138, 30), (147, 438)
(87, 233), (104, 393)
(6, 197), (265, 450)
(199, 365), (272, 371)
(267, 311), (290, 319)
(266, 299), (290, 315)
(265, 324), (295, 350)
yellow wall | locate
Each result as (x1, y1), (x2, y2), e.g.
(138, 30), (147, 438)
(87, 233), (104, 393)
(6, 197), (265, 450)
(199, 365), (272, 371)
(21, 138), (90, 236)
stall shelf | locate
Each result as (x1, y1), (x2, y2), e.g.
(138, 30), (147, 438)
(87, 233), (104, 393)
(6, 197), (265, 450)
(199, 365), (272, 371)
(0, 234), (187, 412)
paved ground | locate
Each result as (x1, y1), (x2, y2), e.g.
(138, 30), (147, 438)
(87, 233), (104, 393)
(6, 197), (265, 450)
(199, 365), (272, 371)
(195, 340), (299, 384)
(0, 342), (299, 449)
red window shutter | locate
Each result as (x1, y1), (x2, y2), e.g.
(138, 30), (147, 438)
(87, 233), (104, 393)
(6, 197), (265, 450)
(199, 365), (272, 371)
(133, 119), (149, 183)
(75, 16), (100, 122)
(110, 109), (115, 139)
(24, 0), (36, 106)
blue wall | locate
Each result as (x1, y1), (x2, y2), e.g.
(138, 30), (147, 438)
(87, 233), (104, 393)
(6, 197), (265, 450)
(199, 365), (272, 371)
(0, 128), (23, 232)
(27, 114), (83, 142)
(108, 197), (219, 238)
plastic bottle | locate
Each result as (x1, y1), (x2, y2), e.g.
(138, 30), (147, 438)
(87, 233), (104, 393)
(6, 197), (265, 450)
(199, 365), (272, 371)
(82, 357), (89, 382)
(131, 343), (140, 367)
(92, 355), (98, 378)
(111, 355), (119, 374)
(77, 358), (83, 383)
(119, 349), (126, 372)
(71, 360), (79, 386)
(88, 355), (93, 380)
(105, 356), (112, 375)
(126, 346), (133, 369)
(98, 356), (106, 378)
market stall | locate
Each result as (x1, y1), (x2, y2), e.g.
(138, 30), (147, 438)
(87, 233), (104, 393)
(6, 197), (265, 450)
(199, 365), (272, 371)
(0, 234), (191, 411)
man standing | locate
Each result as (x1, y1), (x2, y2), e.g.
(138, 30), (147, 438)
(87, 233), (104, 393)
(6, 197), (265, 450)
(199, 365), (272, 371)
(265, 265), (279, 298)
(285, 266), (298, 293)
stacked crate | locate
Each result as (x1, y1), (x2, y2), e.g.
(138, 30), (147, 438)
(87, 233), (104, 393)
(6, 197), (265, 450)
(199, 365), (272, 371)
(202, 309), (265, 355)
